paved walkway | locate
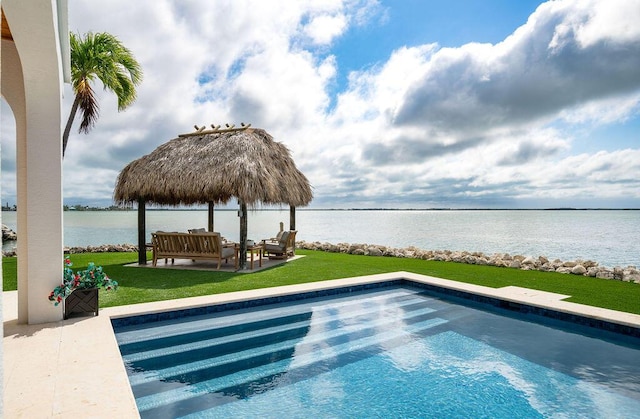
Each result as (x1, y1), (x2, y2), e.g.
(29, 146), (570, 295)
(3, 290), (139, 418)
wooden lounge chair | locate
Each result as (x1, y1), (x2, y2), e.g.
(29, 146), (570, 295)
(262, 230), (297, 259)
(151, 231), (237, 269)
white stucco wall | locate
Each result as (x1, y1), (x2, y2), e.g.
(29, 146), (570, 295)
(2, 38), (27, 320)
(2, 0), (65, 324)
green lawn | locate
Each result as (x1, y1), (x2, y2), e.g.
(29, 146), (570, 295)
(3, 250), (640, 314)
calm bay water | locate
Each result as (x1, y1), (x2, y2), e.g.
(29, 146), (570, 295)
(2, 209), (639, 268)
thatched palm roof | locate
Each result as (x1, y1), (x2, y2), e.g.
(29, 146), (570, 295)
(113, 128), (313, 207)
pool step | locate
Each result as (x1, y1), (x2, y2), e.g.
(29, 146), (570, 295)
(123, 294), (433, 363)
(134, 316), (449, 413)
(116, 288), (430, 348)
(123, 299), (435, 370)
(127, 304), (439, 387)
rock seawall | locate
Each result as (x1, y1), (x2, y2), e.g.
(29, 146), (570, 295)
(297, 240), (640, 284)
(3, 240), (638, 284)
(2, 243), (138, 257)
(64, 244), (139, 254)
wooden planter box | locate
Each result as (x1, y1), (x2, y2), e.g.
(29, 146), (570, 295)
(64, 288), (99, 319)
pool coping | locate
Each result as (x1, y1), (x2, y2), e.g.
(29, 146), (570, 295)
(4, 272), (640, 417)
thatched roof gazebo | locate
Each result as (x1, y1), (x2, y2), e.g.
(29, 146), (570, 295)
(113, 125), (313, 269)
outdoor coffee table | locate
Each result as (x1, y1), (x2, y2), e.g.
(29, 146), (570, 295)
(246, 244), (264, 269)
(234, 243), (264, 270)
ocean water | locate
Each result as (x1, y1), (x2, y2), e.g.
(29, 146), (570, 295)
(2, 209), (639, 268)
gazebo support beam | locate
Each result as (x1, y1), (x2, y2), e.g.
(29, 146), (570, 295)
(289, 205), (296, 230)
(208, 201), (214, 232)
(137, 198), (146, 265)
(289, 205), (296, 253)
(238, 201), (247, 270)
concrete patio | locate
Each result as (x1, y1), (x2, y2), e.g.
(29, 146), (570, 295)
(4, 272), (640, 417)
(131, 254), (302, 272)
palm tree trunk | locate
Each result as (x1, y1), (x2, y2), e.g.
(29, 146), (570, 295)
(62, 95), (81, 157)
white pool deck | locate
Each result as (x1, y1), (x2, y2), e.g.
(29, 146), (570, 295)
(4, 271), (640, 418)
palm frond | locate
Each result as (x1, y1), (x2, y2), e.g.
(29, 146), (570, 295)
(77, 81), (99, 134)
(68, 31), (143, 133)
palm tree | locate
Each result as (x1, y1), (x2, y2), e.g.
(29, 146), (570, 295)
(62, 32), (143, 156)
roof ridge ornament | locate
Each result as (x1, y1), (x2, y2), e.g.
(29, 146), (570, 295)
(179, 122), (251, 137)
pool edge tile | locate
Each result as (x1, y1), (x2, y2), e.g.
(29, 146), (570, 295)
(105, 271), (640, 334)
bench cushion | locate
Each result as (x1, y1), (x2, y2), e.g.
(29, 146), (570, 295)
(221, 247), (235, 259)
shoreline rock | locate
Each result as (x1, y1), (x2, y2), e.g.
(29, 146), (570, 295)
(2, 224), (17, 241)
(296, 240), (640, 284)
(3, 241), (638, 284)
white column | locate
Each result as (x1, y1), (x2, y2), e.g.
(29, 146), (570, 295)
(4, 0), (65, 324)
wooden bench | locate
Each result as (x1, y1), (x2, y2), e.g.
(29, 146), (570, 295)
(151, 231), (237, 270)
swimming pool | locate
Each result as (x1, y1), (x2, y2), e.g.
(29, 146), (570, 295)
(112, 283), (640, 418)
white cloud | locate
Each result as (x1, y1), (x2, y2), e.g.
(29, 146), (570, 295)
(2, 0), (639, 209)
(393, 0), (640, 132)
(228, 48), (335, 129)
(304, 14), (348, 45)
(551, 0), (640, 49)
(559, 93), (640, 125)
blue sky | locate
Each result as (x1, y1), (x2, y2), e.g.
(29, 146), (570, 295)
(334, 1), (543, 64)
(2, 0), (640, 209)
(328, 1), (545, 107)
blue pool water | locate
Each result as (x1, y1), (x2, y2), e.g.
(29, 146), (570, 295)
(113, 286), (640, 418)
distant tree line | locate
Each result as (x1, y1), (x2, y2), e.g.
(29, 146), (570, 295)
(1, 204), (130, 211)
(63, 205), (128, 211)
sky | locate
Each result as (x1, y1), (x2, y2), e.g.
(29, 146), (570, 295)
(2, 0), (640, 209)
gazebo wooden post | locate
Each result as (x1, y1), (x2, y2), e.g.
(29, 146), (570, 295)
(289, 205), (296, 252)
(289, 205), (296, 230)
(207, 201), (214, 232)
(137, 198), (147, 265)
(238, 201), (248, 270)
